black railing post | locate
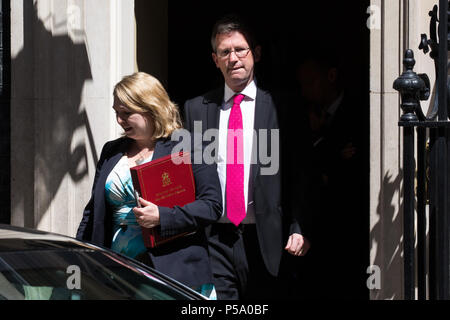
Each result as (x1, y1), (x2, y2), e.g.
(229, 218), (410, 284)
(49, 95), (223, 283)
(394, 0), (450, 300)
(429, 129), (438, 299)
(435, 0), (450, 300)
(403, 125), (416, 300)
(416, 126), (427, 300)
(394, 49), (427, 300)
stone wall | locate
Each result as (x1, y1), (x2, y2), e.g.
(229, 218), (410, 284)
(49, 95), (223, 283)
(10, 0), (135, 236)
(369, 0), (438, 300)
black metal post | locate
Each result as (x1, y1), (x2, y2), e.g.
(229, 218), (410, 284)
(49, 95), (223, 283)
(429, 129), (437, 299)
(416, 126), (427, 299)
(403, 125), (416, 300)
(394, 49), (427, 300)
(435, 129), (449, 299)
(436, 0), (449, 300)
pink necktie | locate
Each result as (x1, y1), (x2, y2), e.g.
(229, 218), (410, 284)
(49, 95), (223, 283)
(226, 94), (246, 226)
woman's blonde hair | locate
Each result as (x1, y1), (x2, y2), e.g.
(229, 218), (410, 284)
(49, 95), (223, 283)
(113, 72), (182, 140)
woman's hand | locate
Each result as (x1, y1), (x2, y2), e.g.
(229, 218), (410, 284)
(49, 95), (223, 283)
(133, 197), (160, 228)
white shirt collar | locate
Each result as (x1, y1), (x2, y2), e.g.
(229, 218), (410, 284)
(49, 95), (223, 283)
(224, 80), (257, 105)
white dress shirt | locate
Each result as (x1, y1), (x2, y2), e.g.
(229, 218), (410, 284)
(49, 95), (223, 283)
(217, 81), (256, 224)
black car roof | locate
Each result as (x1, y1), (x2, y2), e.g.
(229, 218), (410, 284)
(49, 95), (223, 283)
(0, 224), (95, 251)
(0, 224), (207, 299)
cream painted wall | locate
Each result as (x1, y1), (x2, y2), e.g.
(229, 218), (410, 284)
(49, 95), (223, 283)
(10, 0), (135, 237)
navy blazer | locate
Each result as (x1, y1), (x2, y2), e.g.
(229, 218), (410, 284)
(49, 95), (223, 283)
(76, 136), (223, 288)
(183, 86), (302, 277)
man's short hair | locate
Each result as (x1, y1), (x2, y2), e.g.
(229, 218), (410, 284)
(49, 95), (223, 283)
(210, 14), (258, 53)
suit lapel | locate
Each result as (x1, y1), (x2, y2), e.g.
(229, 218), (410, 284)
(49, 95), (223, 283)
(251, 88), (267, 184)
(152, 139), (173, 160)
(205, 87), (223, 131)
(253, 88), (267, 135)
(101, 138), (130, 178)
(201, 88), (223, 160)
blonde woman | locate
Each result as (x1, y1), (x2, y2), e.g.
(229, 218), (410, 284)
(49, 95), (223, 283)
(76, 72), (222, 298)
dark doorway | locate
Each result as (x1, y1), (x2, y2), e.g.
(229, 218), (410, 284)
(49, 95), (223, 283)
(168, 1), (370, 299)
(135, 0), (168, 89)
(168, 2), (369, 104)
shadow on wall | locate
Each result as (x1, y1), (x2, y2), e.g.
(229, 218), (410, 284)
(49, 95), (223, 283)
(371, 170), (403, 299)
(12, 2), (95, 228)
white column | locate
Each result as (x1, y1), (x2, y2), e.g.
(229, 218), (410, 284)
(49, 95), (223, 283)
(369, 0), (404, 300)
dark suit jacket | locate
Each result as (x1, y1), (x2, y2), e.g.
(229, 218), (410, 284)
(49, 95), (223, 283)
(315, 93), (366, 234)
(183, 86), (302, 276)
(76, 136), (222, 288)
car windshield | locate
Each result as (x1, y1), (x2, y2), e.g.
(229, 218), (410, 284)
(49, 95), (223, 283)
(0, 239), (191, 300)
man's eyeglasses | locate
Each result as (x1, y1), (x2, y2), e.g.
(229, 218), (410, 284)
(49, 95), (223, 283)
(216, 47), (250, 59)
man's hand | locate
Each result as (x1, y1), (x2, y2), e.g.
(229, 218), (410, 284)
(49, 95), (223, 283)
(340, 142), (357, 160)
(133, 197), (160, 228)
(285, 233), (310, 256)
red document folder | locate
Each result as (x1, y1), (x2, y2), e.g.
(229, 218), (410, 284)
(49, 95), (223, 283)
(130, 152), (196, 248)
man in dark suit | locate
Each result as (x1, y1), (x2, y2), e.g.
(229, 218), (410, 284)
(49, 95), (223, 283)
(183, 14), (310, 300)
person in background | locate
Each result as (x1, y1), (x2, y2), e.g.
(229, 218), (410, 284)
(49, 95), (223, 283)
(296, 49), (368, 299)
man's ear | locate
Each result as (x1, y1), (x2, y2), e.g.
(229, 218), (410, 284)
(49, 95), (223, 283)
(253, 45), (262, 63)
(212, 52), (219, 68)
(328, 67), (338, 84)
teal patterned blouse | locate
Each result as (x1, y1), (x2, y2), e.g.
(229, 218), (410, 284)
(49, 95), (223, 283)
(104, 154), (216, 299)
(105, 155), (152, 260)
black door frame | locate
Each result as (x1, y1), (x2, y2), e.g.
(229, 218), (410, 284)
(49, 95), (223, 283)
(0, 0), (10, 224)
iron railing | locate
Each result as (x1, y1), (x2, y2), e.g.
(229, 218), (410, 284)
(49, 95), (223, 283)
(394, 0), (450, 300)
